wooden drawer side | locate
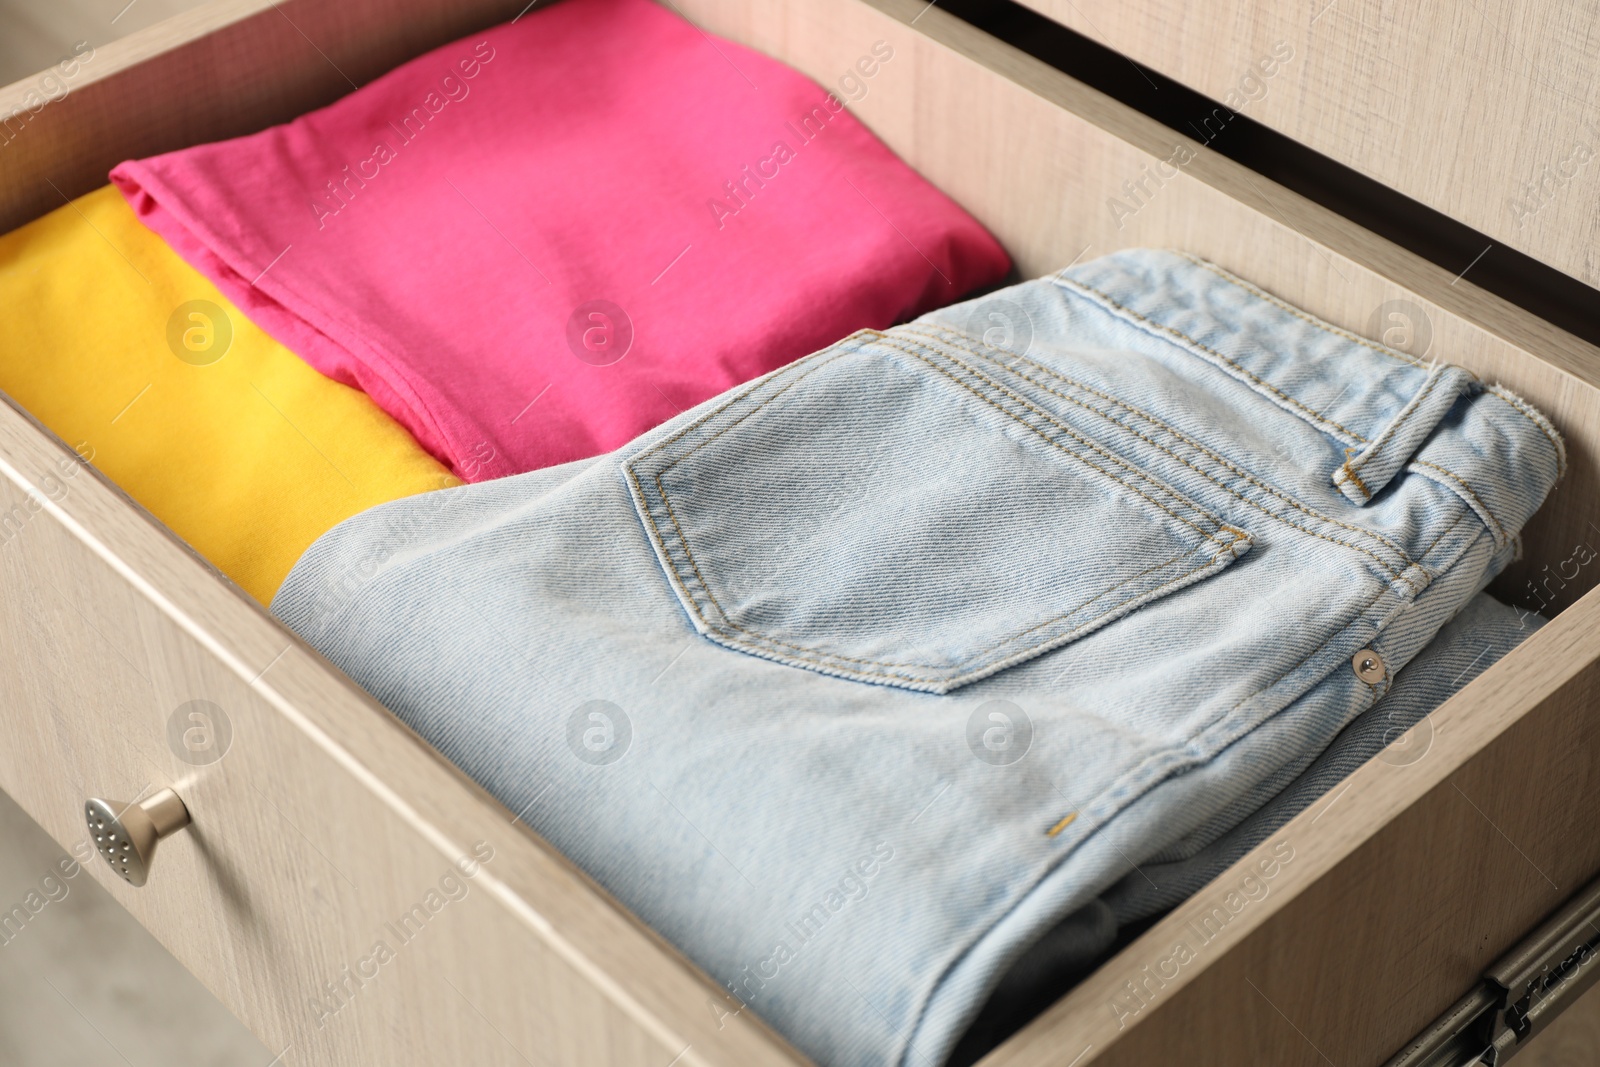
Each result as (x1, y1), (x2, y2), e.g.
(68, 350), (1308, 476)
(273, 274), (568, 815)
(0, 394), (806, 1067)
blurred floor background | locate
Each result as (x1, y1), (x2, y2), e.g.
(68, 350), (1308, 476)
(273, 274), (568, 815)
(0, 788), (269, 1066)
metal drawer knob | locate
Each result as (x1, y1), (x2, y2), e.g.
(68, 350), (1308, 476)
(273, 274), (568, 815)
(84, 789), (191, 887)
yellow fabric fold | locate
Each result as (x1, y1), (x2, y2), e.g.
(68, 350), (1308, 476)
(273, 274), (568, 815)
(0, 185), (459, 604)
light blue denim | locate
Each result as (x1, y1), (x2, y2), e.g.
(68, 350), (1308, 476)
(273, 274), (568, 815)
(950, 591), (1543, 1063)
(272, 249), (1565, 1067)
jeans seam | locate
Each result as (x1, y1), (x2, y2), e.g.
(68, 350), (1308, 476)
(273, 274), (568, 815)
(905, 323), (1419, 569)
(1053, 271), (1520, 546)
(1415, 508), (1474, 581)
(1410, 459), (1510, 544)
(900, 324), (1421, 590)
(1486, 383), (1568, 478)
(1172, 250), (1426, 369)
(1054, 273), (1367, 440)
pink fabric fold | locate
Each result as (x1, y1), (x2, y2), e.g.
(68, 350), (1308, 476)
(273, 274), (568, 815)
(112, 0), (1009, 480)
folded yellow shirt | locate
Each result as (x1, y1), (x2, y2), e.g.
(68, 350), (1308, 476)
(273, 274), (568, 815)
(0, 186), (459, 603)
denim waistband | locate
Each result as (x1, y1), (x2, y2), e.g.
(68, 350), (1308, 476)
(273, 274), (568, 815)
(1042, 251), (1565, 547)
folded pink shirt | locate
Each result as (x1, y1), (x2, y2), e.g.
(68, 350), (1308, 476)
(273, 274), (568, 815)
(112, 0), (1008, 481)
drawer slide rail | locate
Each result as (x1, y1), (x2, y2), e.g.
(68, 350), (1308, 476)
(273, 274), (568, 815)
(1385, 874), (1600, 1066)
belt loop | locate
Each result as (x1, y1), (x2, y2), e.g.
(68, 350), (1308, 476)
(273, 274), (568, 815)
(1332, 364), (1478, 505)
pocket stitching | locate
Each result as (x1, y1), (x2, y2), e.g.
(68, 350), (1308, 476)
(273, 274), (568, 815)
(868, 335), (1231, 545)
(629, 338), (1249, 685)
(900, 324), (1422, 589)
(644, 403), (1240, 677)
(654, 489), (1229, 677)
(1062, 263), (1527, 543)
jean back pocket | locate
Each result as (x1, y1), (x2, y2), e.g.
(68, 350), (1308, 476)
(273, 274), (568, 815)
(624, 331), (1252, 694)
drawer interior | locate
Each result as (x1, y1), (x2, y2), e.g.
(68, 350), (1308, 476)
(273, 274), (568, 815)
(1004, 0), (1600, 307)
(680, 0), (1600, 623)
(1, 1), (1599, 1066)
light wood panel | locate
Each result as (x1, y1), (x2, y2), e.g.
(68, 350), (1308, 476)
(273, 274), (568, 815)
(1012, 0), (1600, 293)
(0, 0), (1598, 1065)
(0, 0), (202, 86)
(0, 0), (520, 234)
(0, 401), (806, 1067)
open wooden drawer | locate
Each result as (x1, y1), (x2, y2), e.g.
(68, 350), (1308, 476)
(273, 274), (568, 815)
(1003, 0), (1600, 297)
(1, 1), (1598, 1065)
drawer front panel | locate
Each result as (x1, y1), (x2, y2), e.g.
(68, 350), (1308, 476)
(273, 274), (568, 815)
(987, 588), (1600, 1065)
(0, 399), (803, 1067)
(1009, 0), (1600, 293)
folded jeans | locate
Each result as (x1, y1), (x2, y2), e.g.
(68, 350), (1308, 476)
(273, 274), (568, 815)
(272, 248), (1564, 1067)
(949, 590), (1542, 1064)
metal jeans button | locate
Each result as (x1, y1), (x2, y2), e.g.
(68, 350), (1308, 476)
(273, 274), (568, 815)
(1352, 648), (1386, 684)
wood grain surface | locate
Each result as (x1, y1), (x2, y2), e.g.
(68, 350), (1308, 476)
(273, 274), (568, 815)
(1011, 0), (1600, 293)
(0, 397), (810, 1067)
(0, 0), (201, 86)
